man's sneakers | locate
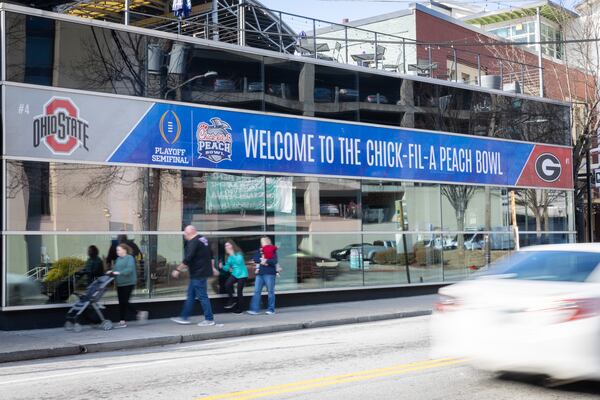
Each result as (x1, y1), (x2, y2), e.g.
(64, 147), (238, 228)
(170, 317), (191, 325)
(224, 301), (237, 310)
(246, 310), (276, 315)
(171, 317), (216, 326)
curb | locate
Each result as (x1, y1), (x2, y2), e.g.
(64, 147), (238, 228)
(0, 345), (83, 363)
(0, 309), (432, 364)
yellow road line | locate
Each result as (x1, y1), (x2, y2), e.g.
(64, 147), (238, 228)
(197, 358), (466, 400)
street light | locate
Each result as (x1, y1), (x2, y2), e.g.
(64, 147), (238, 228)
(164, 71), (218, 99)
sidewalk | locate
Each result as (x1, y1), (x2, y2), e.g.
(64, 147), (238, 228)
(0, 295), (436, 364)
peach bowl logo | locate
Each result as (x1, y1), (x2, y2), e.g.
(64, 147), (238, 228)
(33, 97), (89, 155)
(196, 117), (233, 163)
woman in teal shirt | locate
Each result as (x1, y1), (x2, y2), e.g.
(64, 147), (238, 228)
(220, 241), (247, 314)
(108, 244), (137, 328)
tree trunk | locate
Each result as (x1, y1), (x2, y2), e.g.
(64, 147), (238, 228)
(456, 208), (465, 249)
(535, 210), (542, 240)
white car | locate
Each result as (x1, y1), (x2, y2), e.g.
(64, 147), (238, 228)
(431, 243), (600, 383)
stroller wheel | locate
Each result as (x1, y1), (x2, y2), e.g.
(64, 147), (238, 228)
(73, 323), (83, 333)
(100, 320), (113, 331)
(64, 321), (74, 331)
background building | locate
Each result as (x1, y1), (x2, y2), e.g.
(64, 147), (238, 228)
(0, 1), (575, 329)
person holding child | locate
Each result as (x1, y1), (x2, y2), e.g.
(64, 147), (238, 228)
(247, 237), (279, 315)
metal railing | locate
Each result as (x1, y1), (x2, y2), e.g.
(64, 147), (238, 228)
(66, 1), (543, 96)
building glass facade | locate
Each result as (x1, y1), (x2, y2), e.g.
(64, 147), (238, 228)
(1, 5), (574, 311)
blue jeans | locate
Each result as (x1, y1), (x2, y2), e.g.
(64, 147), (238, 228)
(181, 278), (214, 321)
(250, 274), (276, 313)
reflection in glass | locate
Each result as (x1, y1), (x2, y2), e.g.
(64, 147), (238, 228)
(183, 172), (266, 232)
(515, 189), (569, 233)
(441, 185), (508, 233)
(442, 233), (513, 282)
(4, 13), (571, 145)
(6, 161), (183, 232)
(264, 57), (303, 115)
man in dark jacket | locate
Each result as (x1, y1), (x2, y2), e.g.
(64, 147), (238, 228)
(170, 225), (216, 326)
(106, 235), (142, 266)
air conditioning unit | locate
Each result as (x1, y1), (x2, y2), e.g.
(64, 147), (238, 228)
(503, 81), (522, 94)
(480, 75), (502, 90)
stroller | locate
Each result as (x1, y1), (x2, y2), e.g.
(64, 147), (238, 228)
(65, 275), (114, 332)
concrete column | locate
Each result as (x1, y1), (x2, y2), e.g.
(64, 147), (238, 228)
(399, 79), (414, 128)
(304, 179), (321, 222)
(299, 63), (315, 117)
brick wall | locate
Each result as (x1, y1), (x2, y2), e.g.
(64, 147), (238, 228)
(414, 10), (589, 102)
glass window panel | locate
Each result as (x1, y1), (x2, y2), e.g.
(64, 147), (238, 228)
(519, 232), (571, 247)
(5, 12), (571, 146)
(442, 233), (513, 282)
(314, 65), (358, 122)
(407, 233), (444, 283)
(264, 57), (303, 115)
(358, 72), (403, 126)
(266, 177), (360, 233)
(361, 233), (443, 285)
(361, 181), (404, 232)
(388, 182), (441, 232)
(168, 45), (264, 111)
(514, 189), (569, 233)
(5, 233), (152, 306)
(6, 161), (183, 232)
(302, 233), (363, 289)
(441, 185), (508, 234)
(184, 171), (266, 232)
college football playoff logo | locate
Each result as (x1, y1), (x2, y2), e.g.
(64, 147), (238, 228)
(535, 153), (561, 182)
(196, 117), (233, 163)
(159, 110), (182, 145)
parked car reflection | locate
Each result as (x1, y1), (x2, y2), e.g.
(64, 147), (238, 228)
(331, 241), (396, 261)
(365, 94), (389, 104)
(7, 273), (48, 306)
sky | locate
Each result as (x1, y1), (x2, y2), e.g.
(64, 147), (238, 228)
(258, 0), (403, 24)
(257, 0), (581, 25)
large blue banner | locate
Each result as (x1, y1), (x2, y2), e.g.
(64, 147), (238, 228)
(108, 102), (573, 189)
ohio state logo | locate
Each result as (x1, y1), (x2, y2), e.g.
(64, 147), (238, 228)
(33, 97), (89, 155)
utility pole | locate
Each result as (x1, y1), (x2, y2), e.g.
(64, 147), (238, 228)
(586, 145), (594, 242)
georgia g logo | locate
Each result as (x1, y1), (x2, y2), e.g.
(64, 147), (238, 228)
(33, 97), (89, 155)
(196, 117), (233, 163)
(535, 153), (562, 182)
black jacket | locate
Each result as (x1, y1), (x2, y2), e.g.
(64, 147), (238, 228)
(106, 239), (142, 266)
(183, 235), (214, 279)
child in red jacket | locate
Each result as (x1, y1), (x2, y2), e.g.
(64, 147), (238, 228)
(256, 237), (282, 276)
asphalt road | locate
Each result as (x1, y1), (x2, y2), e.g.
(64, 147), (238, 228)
(1, 316), (600, 400)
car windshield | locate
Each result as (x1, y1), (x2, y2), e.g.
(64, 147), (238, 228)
(478, 250), (600, 282)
